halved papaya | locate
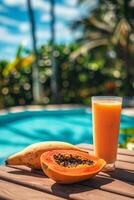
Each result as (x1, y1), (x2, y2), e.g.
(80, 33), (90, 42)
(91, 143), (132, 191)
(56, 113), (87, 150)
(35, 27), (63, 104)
(41, 150), (106, 184)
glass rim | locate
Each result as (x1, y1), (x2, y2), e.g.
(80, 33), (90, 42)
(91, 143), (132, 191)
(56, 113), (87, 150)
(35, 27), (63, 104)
(92, 96), (122, 101)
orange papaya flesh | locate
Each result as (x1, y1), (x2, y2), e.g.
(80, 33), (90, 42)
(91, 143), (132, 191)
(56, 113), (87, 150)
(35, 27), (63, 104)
(41, 150), (106, 184)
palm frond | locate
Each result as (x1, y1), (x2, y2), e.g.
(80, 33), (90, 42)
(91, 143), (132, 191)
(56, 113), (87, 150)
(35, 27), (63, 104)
(88, 16), (113, 33)
(3, 55), (35, 77)
(70, 38), (109, 60)
(3, 58), (20, 77)
(112, 18), (131, 46)
(16, 45), (24, 58)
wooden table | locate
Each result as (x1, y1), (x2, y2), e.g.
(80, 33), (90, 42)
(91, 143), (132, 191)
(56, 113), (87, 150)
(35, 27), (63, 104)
(0, 144), (134, 200)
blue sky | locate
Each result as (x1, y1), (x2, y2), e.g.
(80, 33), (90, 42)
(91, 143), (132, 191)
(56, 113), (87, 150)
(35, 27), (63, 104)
(0, 0), (97, 60)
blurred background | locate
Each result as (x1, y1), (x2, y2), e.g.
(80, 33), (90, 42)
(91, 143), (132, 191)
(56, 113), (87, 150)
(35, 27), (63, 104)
(0, 0), (134, 108)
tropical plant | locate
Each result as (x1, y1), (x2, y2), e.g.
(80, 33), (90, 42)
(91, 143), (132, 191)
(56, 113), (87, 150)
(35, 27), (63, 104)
(71, 0), (134, 95)
(120, 127), (134, 150)
(3, 46), (34, 77)
(3, 0), (42, 104)
(0, 42), (134, 110)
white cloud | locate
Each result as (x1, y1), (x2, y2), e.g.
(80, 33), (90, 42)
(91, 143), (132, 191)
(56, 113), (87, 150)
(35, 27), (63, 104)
(55, 22), (65, 30)
(80, 0), (98, 17)
(3, 0), (25, 6)
(64, 0), (78, 6)
(56, 29), (71, 39)
(40, 4), (79, 21)
(55, 22), (72, 43)
(31, 0), (50, 11)
(0, 26), (31, 46)
(0, 26), (51, 48)
(31, 29), (50, 46)
(36, 23), (73, 44)
(21, 36), (31, 47)
(0, 16), (30, 33)
(41, 14), (51, 22)
(0, 16), (19, 26)
(55, 5), (79, 19)
(2, 0), (27, 10)
(36, 29), (51, 46)
(0, 27), (8, 34)
(19, 22), (30, 32)
(3, 0), (50, 11)
(37, 30), (50, 39)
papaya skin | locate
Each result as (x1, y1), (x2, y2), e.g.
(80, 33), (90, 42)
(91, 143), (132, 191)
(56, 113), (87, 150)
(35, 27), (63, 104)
(5, 141), (88, 169)
(41, 150), (106, 184)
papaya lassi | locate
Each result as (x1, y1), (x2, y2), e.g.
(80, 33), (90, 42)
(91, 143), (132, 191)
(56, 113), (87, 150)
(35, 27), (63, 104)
(92, 96), (122, 171)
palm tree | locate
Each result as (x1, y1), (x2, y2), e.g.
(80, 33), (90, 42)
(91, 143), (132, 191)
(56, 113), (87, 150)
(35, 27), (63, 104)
(50, 0), (59, 103)
(71, 0), (134, 95)
(27, 0), (41, 103)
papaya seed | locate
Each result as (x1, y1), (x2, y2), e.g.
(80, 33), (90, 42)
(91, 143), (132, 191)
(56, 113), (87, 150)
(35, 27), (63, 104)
(54, 153), (94, 168)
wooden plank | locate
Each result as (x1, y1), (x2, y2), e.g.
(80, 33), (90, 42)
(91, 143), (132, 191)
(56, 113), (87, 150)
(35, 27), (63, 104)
(115, 161), (134, 171)
(77, 144), (134, 164)
(32, 168), (133, 198)
(116, 154), (134, 164)
(13, 166), (134, 197)
(0, 166), (132, 200)
(0, 179), (65, 200)
(77, 145), (134, 182)
(1, 165), (134, 184)
(117, 148), (134, 156)
(32, 166), (134, 184)
(78, 144), (134, 157)
(100, 169), (134, 183)
(82, 174), (134, 198)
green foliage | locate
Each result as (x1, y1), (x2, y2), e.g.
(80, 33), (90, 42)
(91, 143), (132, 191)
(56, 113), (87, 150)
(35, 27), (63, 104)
(0, 60), (33, 108)
(3, 45), (34, 77)
(72, 0), (134, 95)
(119, 128), (134, 150)
(0, 43), (133, 109)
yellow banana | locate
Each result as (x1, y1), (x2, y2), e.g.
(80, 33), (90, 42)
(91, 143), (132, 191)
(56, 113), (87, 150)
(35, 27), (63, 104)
(5, 141), (88, 169)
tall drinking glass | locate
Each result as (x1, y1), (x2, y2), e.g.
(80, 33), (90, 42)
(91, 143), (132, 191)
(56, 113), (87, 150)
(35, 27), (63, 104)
(92, 96), (122, 171)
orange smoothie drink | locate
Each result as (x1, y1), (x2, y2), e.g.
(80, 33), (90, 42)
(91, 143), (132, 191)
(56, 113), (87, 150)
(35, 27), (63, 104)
(92, 96), (122, 171)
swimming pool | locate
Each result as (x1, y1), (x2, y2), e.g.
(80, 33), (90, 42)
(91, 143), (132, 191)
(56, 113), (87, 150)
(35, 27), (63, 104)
(0, 108), (134, 164)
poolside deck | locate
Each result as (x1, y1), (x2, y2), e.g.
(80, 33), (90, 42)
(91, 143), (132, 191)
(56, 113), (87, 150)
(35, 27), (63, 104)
(0, 144), (133, 200)
(0, 105), (134, 116)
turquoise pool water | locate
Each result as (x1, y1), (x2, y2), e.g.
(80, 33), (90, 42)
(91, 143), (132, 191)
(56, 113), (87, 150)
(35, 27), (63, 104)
(0, 108), (134, 164)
